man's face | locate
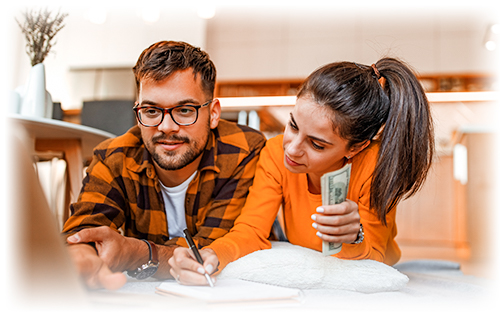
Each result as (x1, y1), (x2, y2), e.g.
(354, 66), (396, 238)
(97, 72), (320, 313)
(137, 69), (220, 171)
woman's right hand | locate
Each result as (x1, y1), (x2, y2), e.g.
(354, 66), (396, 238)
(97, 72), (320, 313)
(168, 247), (219, 286)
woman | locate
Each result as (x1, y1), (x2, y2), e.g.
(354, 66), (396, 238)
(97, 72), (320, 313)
(169, 58), (434, 285)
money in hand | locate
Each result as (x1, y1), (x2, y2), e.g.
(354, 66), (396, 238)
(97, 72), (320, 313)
(320, 163), (352, 256)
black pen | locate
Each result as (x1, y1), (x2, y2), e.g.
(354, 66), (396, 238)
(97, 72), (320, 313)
(182, 228), (214, 287)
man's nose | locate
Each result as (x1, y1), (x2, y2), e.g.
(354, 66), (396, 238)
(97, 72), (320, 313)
(157, 112), (180, 133)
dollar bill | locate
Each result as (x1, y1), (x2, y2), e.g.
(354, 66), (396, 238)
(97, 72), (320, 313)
(320, 163), (351, 256)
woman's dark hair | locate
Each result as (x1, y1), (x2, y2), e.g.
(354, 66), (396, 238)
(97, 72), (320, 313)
(297, 58), (434, 225)
(133, 41), (216, 98)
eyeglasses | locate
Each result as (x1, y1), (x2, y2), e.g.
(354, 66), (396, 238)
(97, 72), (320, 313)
(133, 100), (212, 127)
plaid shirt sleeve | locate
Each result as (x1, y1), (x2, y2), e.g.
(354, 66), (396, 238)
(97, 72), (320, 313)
(166, 120), (267, 249)
(62, 127), (151, 237)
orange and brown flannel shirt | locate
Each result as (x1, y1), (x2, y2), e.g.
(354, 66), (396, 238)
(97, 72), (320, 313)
(62, 119), (266, 250)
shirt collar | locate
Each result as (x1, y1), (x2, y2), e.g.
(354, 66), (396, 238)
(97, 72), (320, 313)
(197, 129), (220, 173)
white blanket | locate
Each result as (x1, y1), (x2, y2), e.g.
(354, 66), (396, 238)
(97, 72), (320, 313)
(218, 242), (409, 293)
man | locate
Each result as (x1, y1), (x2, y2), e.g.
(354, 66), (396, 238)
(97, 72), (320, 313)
(63, 41), (266, 290)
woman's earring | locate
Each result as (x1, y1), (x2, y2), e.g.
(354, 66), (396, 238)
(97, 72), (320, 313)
(346, 155), (351, 159)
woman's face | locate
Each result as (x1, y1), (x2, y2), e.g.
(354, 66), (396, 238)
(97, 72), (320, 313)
(282, 96), (355, 178)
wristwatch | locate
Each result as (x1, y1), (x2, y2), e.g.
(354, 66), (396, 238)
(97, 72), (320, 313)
(127, 239), (159, 280)
(351, 224), (364, 244)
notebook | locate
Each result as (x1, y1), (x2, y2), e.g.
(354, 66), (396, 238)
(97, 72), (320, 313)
(156, 279), (302, 303)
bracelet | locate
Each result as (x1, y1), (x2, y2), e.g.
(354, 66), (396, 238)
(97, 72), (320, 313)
(351, 224), (364, 244)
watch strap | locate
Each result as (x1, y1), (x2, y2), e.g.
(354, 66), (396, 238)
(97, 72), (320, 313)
(351, 224), (364, 244)
(148, 240), (159, 264)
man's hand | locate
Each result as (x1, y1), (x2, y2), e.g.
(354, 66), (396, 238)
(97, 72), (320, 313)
(311, 199), (361, 244)
(66, 243), (127, 290)
(168, 247), (219, 286)
(67, 226), (148, 273)
(66, 226), (150, 290)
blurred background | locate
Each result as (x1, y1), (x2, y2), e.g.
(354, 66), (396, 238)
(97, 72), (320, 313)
(2, 0), (499, 285)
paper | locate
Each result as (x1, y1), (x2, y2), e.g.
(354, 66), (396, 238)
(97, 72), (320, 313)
(156, 279), (301, 303)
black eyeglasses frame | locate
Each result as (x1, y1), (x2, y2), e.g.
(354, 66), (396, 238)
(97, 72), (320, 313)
(133, 100), (212, 127)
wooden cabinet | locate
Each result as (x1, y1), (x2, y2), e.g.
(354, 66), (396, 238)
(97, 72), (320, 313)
(215, 79), (303, 97)
(396, 130), (497, 276)
(215, 74), (496, 97)
(395, 154), (470, 261)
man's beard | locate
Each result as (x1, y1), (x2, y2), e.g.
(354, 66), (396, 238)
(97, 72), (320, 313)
(147, 124), (210, 171)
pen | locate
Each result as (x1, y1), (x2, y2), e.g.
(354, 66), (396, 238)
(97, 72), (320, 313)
(182, 228), (214, 287)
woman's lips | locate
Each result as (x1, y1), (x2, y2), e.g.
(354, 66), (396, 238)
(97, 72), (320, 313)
(285, 155), (302, 167)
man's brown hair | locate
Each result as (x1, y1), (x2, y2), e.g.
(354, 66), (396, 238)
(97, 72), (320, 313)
(133, 41), (216, 98)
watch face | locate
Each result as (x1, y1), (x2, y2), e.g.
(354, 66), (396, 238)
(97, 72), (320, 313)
(135, 266), (158, 280)
(129, 261), (159, 280)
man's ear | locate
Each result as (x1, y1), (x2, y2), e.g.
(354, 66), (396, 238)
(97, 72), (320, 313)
(134, 99), (140, 127)
(348, 140), (371, 159)
(209, 99), (221, 129)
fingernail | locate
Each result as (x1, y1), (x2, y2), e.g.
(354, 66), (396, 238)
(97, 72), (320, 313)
(312, 222), (318, 229)
(67, 234), (79, 242)
(206, 264), (214, 274)
(311, 214), (317, 221)
(197, 267), (205, 274)
(316, 207), (325, 213)
(316, 231), (323, 238)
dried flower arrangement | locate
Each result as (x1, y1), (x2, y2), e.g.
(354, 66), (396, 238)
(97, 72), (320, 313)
(16, 8), (68, 66)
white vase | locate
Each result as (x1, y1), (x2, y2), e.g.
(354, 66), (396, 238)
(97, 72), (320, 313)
(20, 63), (53, 118)
(9, 90), (21, 114)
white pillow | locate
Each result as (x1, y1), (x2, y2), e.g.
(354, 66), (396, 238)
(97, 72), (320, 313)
(218, 242), (409, 293)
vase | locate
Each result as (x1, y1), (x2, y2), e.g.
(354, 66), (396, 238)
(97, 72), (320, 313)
(19, 63), (53, 118)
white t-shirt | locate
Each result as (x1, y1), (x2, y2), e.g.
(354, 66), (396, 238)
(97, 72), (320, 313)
(159, 171), (197, 239)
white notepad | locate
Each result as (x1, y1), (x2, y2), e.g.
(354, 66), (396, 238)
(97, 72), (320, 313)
(156, 279), (301, 303)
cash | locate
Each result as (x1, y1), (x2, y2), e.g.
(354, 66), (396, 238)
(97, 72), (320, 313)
(320, 163), (352, 256)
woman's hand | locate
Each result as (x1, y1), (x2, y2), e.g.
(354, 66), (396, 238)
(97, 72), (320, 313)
(311, 199), (361, 244)
(168, 247), (219, 286)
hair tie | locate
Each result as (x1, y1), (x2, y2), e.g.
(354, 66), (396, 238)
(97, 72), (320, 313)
(371, 64), (381, 79)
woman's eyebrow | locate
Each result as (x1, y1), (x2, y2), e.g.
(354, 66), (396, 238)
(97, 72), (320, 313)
(309, 135), (333, 145)
(290, 112), (333, 145)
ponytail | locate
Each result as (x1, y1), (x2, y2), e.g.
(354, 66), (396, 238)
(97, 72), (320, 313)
(298, 57), (434, 225)
(371, 58), (434, 224)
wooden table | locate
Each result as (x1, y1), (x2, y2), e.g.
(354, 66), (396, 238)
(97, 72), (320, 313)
(9, 113), (116, 223)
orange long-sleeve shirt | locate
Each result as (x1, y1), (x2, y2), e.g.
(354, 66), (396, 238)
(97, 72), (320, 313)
(208, 135), (401, 269)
